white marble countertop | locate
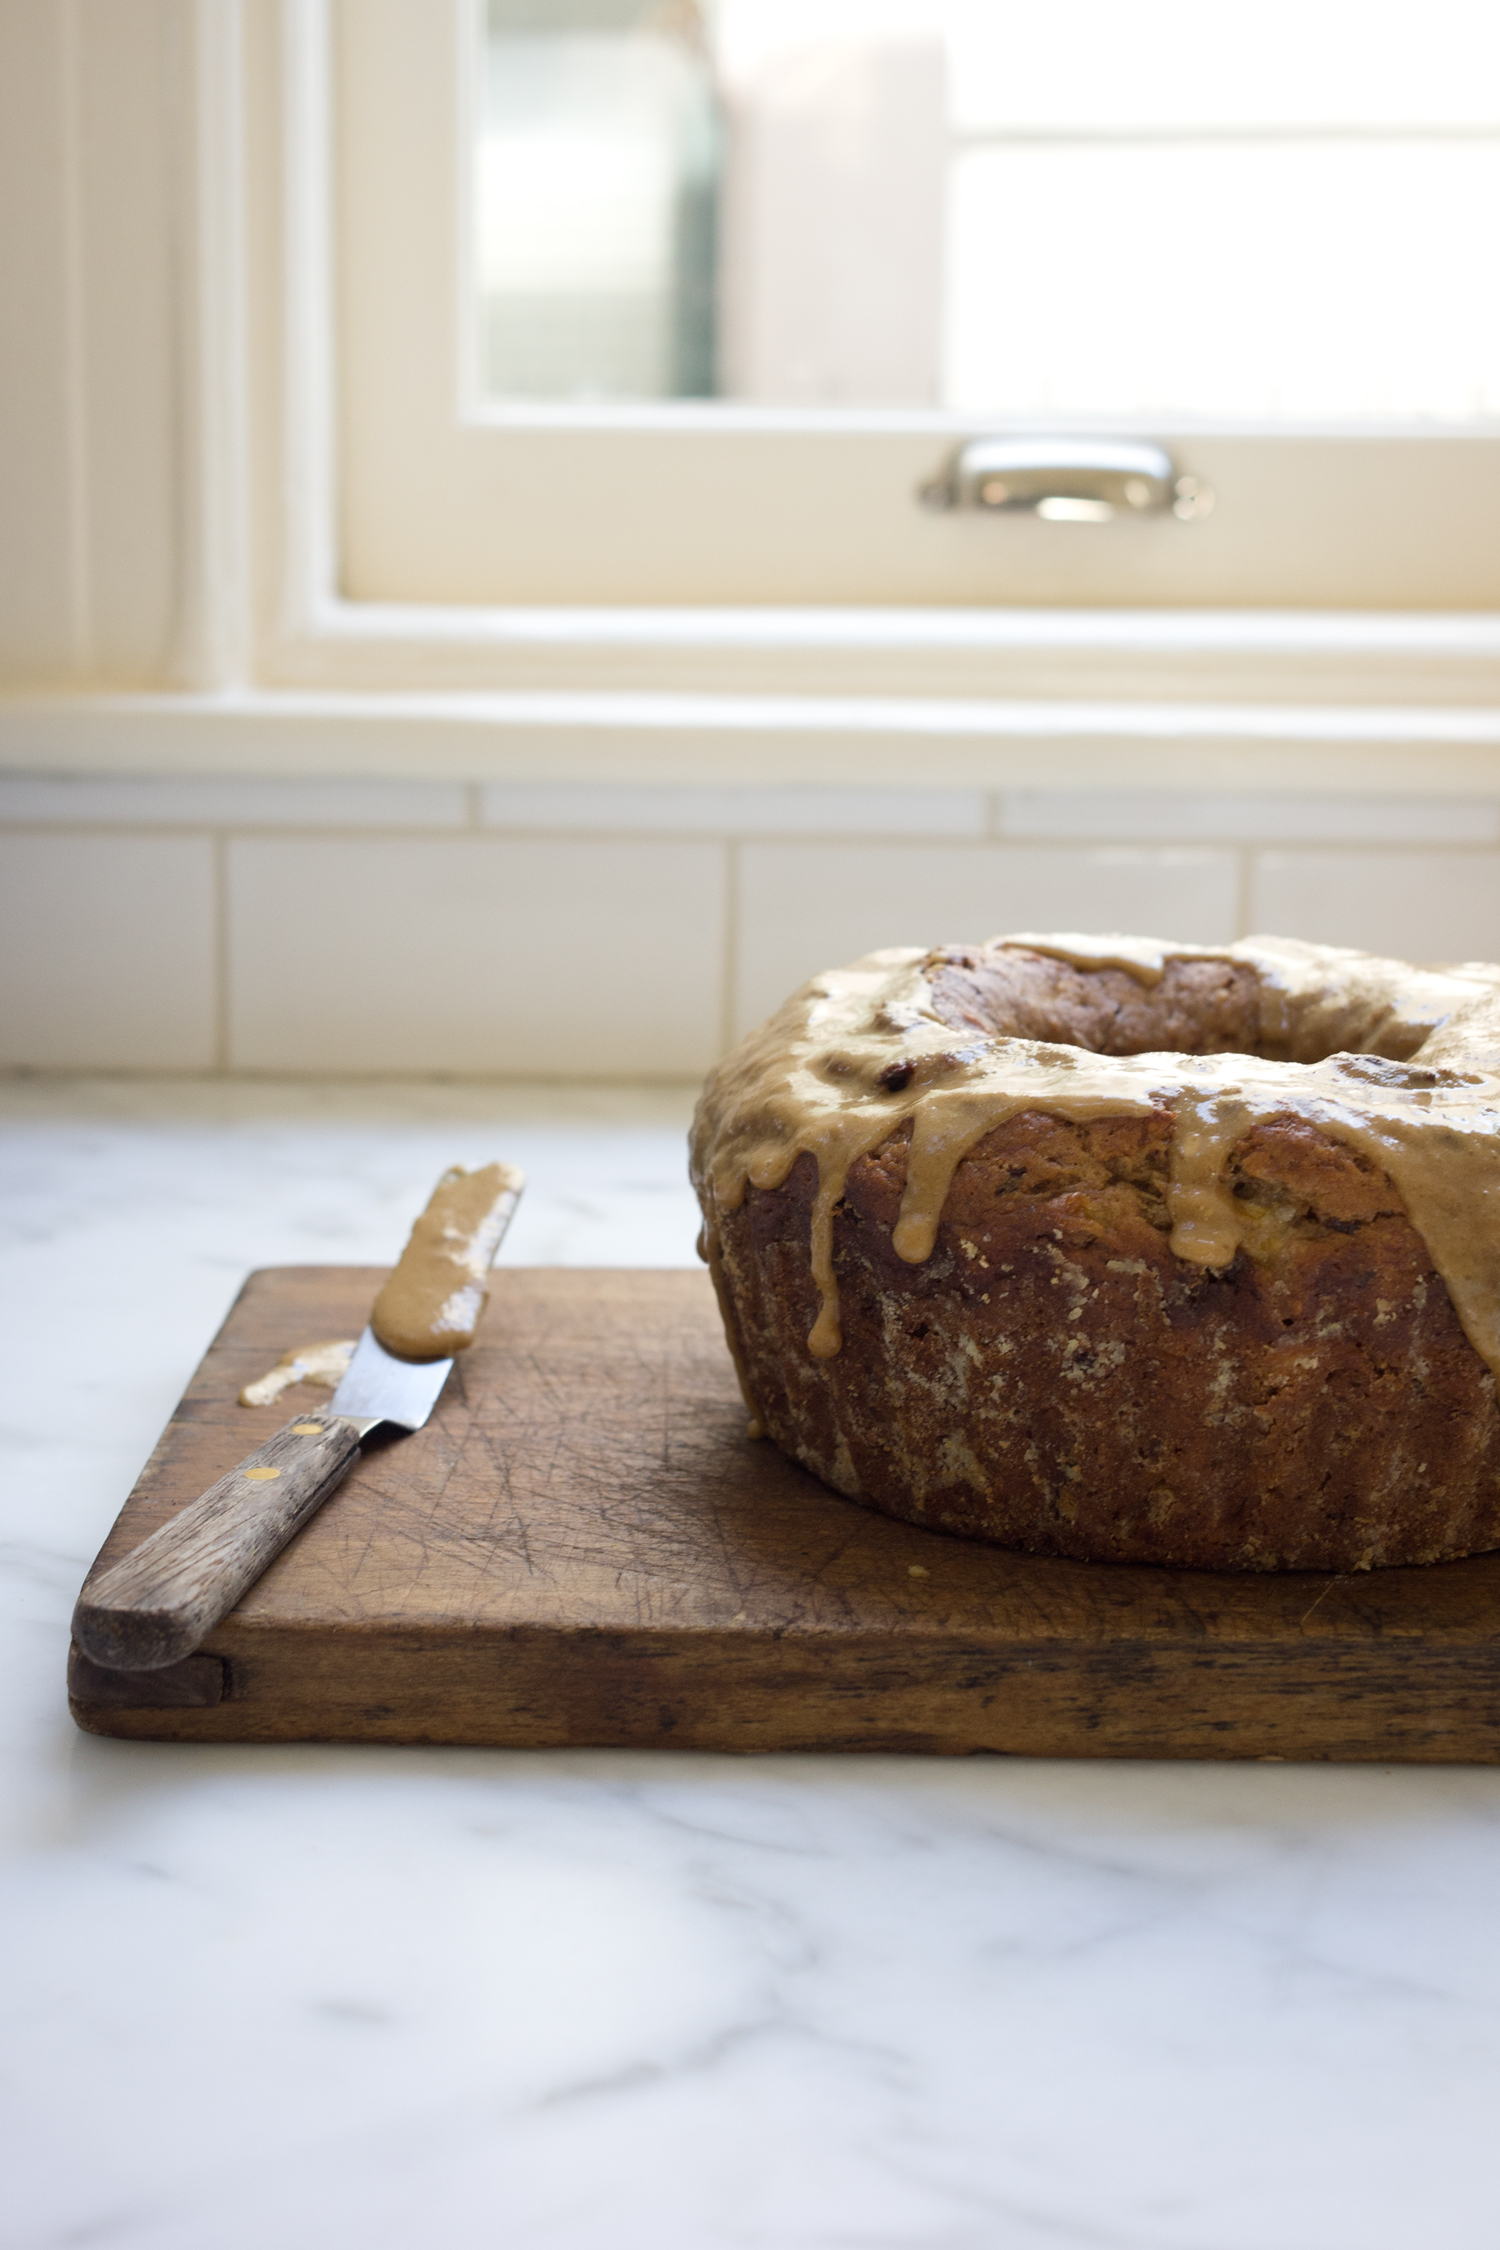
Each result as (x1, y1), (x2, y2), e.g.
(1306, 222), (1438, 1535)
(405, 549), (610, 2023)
(6, 1078), (1500, 2250)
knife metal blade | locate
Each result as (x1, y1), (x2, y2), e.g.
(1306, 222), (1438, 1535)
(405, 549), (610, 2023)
(330, 1325), (456, 1433)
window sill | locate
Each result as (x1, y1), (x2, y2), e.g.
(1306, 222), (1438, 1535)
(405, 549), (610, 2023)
(261, 599), (1500, 706)
(4, 678), (1500, 796)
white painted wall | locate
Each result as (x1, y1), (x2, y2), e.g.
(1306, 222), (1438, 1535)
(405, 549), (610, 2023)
(0, 0), (188, 689)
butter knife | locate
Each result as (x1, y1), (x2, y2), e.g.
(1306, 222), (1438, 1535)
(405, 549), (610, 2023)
(72, 1162), (524, 1673)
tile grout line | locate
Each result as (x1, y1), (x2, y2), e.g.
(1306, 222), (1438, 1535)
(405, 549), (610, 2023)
(8, 821), (1500, 865)
(721, 839), (739, 1056)
(1234, 843), (1255, 940)
(6, 803), (1500, 851)
(212, 831), (230, 1072)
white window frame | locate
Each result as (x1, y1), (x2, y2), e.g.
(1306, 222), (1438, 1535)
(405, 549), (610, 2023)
(7, 0), (1500, 802)
(205, 0), (1500, 722)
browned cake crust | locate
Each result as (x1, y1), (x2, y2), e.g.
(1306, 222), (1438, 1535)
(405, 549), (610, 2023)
(696, 937), (1500, 1572)
(716, 1112), (1500, 1571)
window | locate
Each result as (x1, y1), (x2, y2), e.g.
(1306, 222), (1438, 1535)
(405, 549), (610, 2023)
(4, 0), (1497, 711)
(319, 0), (1500, 624)
(472, 0), (1500, 424)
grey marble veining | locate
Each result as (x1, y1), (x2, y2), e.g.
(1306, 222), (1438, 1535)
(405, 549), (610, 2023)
(4, 1078), (1500, 2250)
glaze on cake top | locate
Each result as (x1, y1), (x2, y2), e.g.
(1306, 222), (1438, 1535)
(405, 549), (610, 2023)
(690, 934), (1500, 1383)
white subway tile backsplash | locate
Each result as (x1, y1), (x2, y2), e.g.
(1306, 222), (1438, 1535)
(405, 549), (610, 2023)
(0, 774), (469, 827)
(0, 834), (215, 1067)
(227, 837), (724, 1076)
(1249, 849), (1500, 962)
(1002, 789), (1500, 845)
(479, 783), (986, 836)
(10, 783), (1497, 1078)
(734, 843), (1238, 1036)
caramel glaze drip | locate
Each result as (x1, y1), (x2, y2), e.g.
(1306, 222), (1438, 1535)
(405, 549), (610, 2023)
(370, 1161), (526, 1363)
(689, 933), (1500, 1395)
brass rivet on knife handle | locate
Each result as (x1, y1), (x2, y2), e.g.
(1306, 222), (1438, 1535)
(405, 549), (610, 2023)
(369, 1160), (526, 1363)
(71, 1414), (363, 1671)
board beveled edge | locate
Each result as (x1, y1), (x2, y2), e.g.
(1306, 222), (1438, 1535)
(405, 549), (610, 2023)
(66, 1619), (1500, 1759)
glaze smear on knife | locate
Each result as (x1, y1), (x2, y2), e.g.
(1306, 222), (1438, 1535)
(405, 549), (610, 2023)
(370, 1162), (526, 1362)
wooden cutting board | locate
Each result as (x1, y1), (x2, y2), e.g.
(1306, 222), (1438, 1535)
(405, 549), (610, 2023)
(69, 1265), (1500, 1759)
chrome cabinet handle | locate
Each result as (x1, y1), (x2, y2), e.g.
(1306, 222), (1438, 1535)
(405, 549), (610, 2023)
(920, 437), (1212, 521)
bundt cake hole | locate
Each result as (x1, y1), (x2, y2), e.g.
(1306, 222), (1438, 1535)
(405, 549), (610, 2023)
(926, 945), (1266, 1057)
(925, 943), (1437, 1071)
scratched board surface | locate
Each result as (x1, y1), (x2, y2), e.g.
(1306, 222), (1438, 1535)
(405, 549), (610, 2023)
(69, 1267), (1500, 1757)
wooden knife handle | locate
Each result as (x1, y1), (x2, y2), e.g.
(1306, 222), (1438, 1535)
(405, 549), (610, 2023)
(71, 1413), (363, 1671)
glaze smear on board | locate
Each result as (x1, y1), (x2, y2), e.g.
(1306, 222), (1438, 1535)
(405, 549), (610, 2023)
(690, 934), (1500, 1384)
(238, 1339), (355, 1407)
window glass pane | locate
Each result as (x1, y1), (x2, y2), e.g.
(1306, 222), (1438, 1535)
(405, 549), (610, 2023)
(945, 0), (1500, 132)
(474, 0), (1500, 418)
(949, 140), (1500, 420)
(481, 0), (718, 400)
